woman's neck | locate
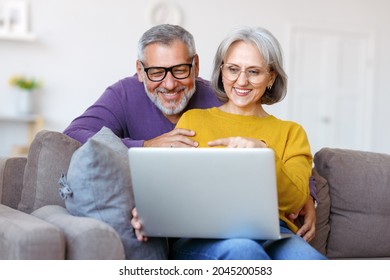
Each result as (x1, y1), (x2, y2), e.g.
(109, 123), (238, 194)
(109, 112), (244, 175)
(218, 103), (269, 118)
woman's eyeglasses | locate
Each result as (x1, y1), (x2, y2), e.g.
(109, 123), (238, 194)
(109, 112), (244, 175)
(221, 63), (270, 84)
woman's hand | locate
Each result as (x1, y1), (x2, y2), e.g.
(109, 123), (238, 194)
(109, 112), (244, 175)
(131, 207), (148, 242)
(208, 137), (267, 148)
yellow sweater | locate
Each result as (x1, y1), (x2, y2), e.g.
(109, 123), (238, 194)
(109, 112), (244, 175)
(176, 107), (312, 233)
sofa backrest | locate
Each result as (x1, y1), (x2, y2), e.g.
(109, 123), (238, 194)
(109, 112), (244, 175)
(314, 147), (390, 259)
(17, 130), (81, 214)
(0, 157), (27, 209)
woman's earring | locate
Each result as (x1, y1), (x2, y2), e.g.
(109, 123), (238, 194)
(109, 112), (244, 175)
(267, 85), (272, 90)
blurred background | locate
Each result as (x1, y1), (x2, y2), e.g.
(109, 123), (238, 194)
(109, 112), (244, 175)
(0, 0), (389, 156)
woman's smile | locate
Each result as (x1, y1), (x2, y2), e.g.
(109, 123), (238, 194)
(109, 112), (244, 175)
(234, 87), (252, 96)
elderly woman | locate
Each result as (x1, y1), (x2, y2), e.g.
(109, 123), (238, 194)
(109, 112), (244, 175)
(171, 26), (326, 260)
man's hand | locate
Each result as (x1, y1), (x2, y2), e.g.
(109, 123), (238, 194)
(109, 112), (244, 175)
(143, 128), (198, 148)
(287, 196), (316, 242)
(131, 208), (149, 242)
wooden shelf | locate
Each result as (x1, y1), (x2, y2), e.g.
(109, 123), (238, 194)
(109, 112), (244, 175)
(0, 32), (36, 42)
(0, 114), (40, 122)
(0, 114), (44, 156)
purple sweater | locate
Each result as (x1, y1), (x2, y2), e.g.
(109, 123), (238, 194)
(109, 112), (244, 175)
(63, 75), (220, 147)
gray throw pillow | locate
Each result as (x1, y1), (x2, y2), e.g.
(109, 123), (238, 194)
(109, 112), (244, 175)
(59, 126), (168, 260)
(18, 130), (81, 213)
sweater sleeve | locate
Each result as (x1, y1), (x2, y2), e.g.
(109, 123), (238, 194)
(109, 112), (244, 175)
(272, 124), (312, 215)
(63, 83), (145, 148)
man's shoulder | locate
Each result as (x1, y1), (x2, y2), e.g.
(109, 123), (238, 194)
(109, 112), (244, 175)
(194, 77), (215, 99)
(101, 74), (148, 105)
(195, 77), (212, 89)
(189, 77), (220, 108)
(113, 74), (143, 89)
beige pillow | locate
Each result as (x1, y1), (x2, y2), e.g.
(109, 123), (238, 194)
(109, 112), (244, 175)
(17, 130), (81, 213)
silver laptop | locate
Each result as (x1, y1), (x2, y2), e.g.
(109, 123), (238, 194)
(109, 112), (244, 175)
(128, 147), (288, 240)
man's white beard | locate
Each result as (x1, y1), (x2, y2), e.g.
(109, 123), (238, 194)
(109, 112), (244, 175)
(144, 82), (196, 115)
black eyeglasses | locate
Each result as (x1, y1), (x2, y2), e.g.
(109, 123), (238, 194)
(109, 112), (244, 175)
(141, 57), (194, 82)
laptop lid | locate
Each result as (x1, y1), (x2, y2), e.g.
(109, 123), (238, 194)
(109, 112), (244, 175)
(128, 147), (284, 240)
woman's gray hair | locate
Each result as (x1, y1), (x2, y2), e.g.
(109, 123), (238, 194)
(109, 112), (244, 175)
(211, 26), (287, 105)
(137, 24), (196, 61)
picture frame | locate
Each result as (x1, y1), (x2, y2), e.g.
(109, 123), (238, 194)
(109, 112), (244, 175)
(0, 2), (6, 33)
(148, 1), (183, 25)
(1, 0), (29, 34)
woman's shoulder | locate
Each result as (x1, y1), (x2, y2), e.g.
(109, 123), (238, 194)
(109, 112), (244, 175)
(269, 116), (307, 131)
(177, 108), (217, 129)
(182, 107), (216, 117)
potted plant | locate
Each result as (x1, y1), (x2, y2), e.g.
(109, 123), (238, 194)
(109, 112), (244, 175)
(8, 75), (43, 115)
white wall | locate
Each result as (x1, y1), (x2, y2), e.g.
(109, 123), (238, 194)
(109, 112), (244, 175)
(1, 0), (389, 156)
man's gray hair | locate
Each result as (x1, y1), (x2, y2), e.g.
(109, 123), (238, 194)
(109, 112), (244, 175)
(137, 24), (196, 61)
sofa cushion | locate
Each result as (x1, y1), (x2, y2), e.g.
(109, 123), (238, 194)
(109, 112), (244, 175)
(32, 205), (125, 260)
(309, 168), (330, 256)
(61, 126), (168, 260)
(18, 130), (81, 214)
(314, 148), (390, 258)
(0, 204), (65, 259)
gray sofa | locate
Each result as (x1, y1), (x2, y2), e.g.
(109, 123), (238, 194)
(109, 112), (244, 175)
(1, 130), (390, 259)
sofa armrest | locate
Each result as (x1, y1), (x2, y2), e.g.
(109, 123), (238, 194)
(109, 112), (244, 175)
(32, 205), (125, 260)
(0, 157), (27, 208)
(0, 204), (65, 259)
